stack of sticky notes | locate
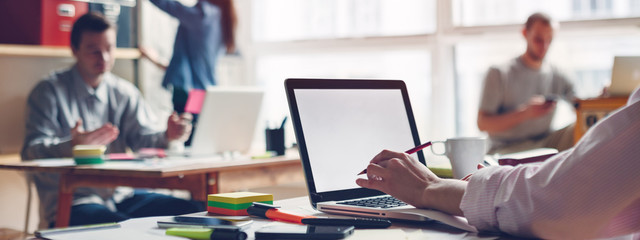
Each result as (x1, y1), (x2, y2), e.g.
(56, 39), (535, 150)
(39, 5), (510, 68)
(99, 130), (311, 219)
(72, 145), (106, 165)
(207, 192), (273, 216)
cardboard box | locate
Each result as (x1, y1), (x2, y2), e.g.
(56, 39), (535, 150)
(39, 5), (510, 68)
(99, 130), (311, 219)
(0, 0), (88, 46)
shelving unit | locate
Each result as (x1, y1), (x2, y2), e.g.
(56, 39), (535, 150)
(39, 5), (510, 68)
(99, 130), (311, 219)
(574, 96), (629, 143)
(0, 44), (140, 59)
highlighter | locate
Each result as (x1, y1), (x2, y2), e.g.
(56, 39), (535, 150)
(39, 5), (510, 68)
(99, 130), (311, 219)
(246, 202), (315, 224)
(166, 227), (247, 240)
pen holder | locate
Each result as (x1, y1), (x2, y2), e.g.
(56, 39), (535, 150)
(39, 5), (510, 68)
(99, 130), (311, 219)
(265, 128), (285, 156)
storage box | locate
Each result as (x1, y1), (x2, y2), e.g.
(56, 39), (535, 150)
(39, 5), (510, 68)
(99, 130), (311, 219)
(0, 0), (88, 46)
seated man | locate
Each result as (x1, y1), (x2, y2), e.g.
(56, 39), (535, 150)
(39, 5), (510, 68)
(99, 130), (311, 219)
(477, 12), (575, 155)
(357, 86), (640, 239)
(21, 12), (202, 227)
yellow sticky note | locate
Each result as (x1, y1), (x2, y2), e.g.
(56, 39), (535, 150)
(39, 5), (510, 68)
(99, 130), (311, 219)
(208, 192), (273, 204)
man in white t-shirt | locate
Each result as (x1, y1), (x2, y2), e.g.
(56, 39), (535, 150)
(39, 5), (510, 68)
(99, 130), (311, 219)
(477, 12), (575, 154)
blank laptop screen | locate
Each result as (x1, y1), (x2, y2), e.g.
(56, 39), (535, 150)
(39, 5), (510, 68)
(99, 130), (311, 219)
(294, 89), (416, 193)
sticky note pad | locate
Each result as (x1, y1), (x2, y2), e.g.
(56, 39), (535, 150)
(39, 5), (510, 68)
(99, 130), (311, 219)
(184, 89), (206, 114)
(73, 145), (106, 165)
(207, 192), (273, 216)
(73, 145), (106, 157)
(208, 192), (273, 204)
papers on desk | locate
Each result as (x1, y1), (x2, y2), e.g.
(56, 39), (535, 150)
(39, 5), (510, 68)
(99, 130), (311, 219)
(29, 158), (76, 167)
(40, 227), (183, 240)
(397, 208), (477, 232)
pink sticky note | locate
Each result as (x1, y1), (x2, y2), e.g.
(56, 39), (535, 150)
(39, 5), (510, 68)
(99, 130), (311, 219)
(184, 89), (206, 114)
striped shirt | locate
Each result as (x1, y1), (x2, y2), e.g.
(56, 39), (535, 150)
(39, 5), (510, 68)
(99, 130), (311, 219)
(461, 87), (640, 239)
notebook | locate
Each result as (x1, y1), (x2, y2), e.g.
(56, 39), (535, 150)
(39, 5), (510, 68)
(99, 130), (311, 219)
(285, 78), (476, 232)
(609, 56), (640, 96)
(189, 87), (264, 156)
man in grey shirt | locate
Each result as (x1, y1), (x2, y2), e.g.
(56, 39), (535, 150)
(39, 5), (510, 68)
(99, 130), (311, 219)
(21, 13), (201, 227)
(478, 13), (575, 155)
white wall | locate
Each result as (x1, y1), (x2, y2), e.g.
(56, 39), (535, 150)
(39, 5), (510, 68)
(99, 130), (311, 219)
(0, 56), (135, 154)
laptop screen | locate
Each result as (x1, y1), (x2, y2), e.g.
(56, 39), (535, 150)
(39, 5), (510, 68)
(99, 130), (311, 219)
(286, 79), (425, 204)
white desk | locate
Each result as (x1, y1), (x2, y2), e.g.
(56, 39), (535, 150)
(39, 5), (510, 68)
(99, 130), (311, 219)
(35, 196), (513, 240)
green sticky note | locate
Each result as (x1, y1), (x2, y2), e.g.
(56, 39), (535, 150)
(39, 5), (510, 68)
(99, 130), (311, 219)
(208, 200), (273, 210)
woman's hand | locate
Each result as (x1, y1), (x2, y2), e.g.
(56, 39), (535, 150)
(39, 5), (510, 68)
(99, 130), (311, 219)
(356, 150), (467, 216)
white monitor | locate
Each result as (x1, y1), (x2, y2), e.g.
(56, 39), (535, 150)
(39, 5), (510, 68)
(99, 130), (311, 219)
(190, 87), (264, 156)
(610, 56), (640, 96)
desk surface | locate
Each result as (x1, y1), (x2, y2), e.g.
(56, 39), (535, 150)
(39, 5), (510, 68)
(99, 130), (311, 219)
(35, 196), (510, 240)
(0, 154), (300, 178)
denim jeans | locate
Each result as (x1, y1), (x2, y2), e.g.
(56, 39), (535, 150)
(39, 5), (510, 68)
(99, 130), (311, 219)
(66, 192), (205, 226)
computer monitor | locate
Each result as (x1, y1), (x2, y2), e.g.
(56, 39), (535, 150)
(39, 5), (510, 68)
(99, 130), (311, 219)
(190, 87), (264, 156)
(609, 56), (640, 96)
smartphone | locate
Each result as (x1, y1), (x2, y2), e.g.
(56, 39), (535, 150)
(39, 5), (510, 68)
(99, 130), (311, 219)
(255, 225), (354, 239)
(157, 216), (250, 229)
(544, 95), (558, 103)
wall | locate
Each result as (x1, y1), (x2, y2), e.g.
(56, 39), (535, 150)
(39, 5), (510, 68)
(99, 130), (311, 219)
(0, 55), (134, 232)
(0, 56), (135, 154)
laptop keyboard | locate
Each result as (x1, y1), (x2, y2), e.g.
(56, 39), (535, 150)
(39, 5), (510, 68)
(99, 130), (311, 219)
(337, 196), (407, 209)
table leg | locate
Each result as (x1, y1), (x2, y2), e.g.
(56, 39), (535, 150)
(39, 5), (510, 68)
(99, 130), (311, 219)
(206, 172), (219, 195)
(55, 174), (73, 228)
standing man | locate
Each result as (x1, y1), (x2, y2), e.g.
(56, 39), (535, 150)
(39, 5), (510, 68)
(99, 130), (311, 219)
(21, 12), (201, 227)
(477, 12), (575, 154)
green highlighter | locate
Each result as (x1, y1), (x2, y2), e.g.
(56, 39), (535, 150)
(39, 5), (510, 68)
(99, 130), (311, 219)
(166, 227), (247, 240)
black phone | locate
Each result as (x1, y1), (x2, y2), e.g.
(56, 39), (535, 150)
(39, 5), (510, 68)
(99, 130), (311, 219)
(255, 225), (354, 239)
(544, 95), (558, 103)
(157, 216), (249, 229)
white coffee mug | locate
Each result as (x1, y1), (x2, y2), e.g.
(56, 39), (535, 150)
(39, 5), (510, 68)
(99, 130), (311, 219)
(431, 137), (487, 179)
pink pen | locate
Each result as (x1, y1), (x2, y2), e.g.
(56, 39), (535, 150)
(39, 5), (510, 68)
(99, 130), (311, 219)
(357, 141), (432, 175)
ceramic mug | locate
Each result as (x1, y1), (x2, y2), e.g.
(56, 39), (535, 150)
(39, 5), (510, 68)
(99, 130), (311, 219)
(431, 137), (486, 179)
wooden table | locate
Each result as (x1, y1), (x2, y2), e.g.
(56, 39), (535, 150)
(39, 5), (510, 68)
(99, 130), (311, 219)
(0, 154), (304, 228)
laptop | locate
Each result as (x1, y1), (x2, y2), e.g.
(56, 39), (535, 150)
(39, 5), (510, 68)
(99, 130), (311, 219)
(285, 79), (476, 231)
(609, 56), (640, 96)
(190, 87), (264, 156)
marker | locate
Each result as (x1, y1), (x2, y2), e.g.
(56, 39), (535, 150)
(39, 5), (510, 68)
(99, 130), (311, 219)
(166, 227), (247, 240)
(246, 202), (315, 224)
(357, 141), (432, 175)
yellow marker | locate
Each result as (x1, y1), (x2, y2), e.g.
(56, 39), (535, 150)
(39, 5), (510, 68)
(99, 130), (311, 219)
(166, 227), (246, 240)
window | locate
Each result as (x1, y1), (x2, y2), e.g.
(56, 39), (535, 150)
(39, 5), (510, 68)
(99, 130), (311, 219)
(245, 0), (640, 150)
(453, 31), (640, 137)
(252, 0), (436, 41)
(454, 0), (640, 26)
(255, 50), (431, 145)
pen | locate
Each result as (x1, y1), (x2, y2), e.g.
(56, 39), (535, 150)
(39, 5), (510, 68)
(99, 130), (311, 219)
(166, 227), (247, 240)
(246, 202), (315, 224)
(357, 141), (432, 175)
(279, 116), (288, 129)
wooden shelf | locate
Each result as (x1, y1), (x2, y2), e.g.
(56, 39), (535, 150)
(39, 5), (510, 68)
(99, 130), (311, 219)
(0, 44), (140, 59)
(574, 96), (629, 143)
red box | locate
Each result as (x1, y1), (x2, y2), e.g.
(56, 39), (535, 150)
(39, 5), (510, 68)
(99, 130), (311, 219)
(0, 0), (88, 46)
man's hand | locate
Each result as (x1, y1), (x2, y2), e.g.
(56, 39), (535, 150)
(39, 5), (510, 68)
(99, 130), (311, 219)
(71, 119), (119, 146)
(521, 95), (556, 119)
(355, 150), (467, 216)
(166, 112), (193, 142)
